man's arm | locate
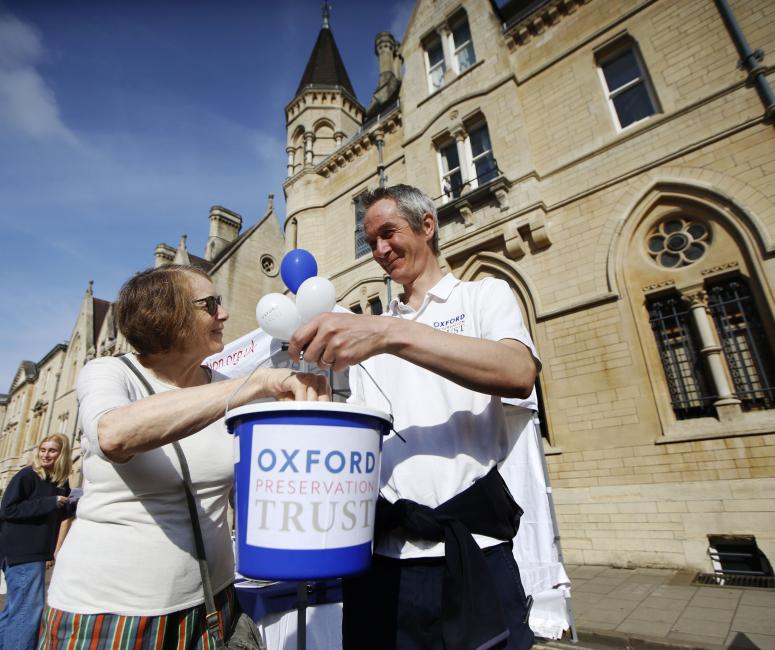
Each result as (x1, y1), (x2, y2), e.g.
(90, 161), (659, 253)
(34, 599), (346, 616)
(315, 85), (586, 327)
(289, 313), (537, 399)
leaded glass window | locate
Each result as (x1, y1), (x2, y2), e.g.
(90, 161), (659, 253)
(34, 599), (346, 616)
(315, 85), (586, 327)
(708, 278), (775, 411)
(647, 218), (711, 268)
(648, 294), (715, 419)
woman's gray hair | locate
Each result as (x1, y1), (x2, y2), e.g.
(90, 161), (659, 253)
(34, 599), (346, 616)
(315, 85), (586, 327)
(360, 184), (440, 256)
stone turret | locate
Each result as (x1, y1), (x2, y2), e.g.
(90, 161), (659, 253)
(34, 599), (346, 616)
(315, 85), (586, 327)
(285, 2), (363, 177)
(205, 206), (242, 261)
(365, 32), (402, 119)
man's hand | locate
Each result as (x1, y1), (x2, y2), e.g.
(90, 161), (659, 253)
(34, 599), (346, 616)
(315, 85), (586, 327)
(288, 313), (392, 372)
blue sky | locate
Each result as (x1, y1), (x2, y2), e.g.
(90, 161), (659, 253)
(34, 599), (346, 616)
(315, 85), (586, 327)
(0, 0), (414, 391)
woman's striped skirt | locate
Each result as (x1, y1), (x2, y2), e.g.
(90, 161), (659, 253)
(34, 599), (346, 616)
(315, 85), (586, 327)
(38, 586), (239, 650)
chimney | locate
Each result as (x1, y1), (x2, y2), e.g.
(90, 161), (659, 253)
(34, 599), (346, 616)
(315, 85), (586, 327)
(375, 32), (398, 85)
(205, 206), (242, 261)
(154, 243), (176, 268)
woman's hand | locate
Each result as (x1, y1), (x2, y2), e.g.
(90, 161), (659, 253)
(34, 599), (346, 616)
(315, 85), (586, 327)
(56, 495), (68, 508)
(255, 369), (331, 402)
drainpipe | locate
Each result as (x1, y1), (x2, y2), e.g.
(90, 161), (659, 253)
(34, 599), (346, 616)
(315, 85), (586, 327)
(713, 0), (775, 120)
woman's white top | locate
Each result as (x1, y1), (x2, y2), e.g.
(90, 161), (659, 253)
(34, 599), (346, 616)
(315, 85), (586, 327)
(47, 354), (234, 616)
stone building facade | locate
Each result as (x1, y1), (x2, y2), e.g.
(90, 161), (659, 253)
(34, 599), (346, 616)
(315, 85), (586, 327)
(2, 0), (773, 573)
(281, 0), (775, 572)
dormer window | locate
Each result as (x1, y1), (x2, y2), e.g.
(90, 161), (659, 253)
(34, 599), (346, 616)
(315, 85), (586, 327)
(423, 12), (476, 94)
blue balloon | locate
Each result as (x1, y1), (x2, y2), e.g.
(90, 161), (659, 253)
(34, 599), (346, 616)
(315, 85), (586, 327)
(280, 249), (318, 294)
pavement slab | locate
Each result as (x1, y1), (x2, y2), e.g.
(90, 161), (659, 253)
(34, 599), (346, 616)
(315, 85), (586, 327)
(616, 617), (674, 637)
(730, 604), (775, 635)
(623, 606), (683, 625)
(564, 564), (775, 650)
(677, 604), (735, 624)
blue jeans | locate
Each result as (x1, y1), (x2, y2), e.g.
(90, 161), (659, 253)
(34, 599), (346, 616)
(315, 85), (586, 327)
(0, 561), (46, 650)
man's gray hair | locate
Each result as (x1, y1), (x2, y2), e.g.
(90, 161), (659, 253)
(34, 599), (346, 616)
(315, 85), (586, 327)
(360, 184), (440, 256)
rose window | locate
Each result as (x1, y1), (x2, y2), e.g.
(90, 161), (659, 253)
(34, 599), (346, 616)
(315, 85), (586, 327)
(260, 254), (278, 276)
(647, 218), (711, 268)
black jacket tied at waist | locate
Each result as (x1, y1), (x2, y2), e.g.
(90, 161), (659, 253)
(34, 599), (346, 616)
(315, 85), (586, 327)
(374, 467), (523, 650)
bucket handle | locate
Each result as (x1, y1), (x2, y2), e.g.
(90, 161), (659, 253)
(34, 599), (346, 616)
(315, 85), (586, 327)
(224, 348), (283, 419)
(222, 347), (405, 442)
(356, 362), (405, 443)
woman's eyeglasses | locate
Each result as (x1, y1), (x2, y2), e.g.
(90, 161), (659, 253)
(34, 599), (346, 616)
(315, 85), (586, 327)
(192, 295), (223, 316)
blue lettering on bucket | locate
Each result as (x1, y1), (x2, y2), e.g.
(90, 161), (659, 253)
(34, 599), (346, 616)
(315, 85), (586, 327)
(258, 449), (276, 471)
(280, 449), (299, 472)
(306, 449), (320, 472)
(256, 449), (377, 475)
(325, 451), (345, 473)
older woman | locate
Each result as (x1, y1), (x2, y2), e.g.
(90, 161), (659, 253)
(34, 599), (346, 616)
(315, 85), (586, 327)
(42, 265), (327, 650)
(0, 433), (75, 650)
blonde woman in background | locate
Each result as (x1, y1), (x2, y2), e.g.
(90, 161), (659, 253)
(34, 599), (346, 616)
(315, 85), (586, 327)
(0, 434), (76, 650)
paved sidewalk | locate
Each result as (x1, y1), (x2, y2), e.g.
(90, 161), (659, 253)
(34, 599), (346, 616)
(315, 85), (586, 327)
(555, 564), (775, 649)
(4, 565), (774, 649)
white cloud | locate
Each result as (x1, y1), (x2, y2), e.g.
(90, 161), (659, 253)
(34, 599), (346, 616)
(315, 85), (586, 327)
(0, 12), (77, 143)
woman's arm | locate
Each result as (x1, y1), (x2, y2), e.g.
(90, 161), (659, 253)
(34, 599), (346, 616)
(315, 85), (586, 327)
(48, 517), (73, 569)
(0, 470), (61, 521)
(91, 365), (328, 463)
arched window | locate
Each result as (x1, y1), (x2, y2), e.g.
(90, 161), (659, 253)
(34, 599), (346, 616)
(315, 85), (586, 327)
(621, 188), (774, 431)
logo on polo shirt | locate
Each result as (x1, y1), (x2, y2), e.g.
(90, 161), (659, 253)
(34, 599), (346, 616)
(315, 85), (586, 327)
(433, 312), (466, 335)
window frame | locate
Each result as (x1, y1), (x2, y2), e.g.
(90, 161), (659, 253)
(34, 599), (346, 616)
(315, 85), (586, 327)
(438, 140), (463, 201)
(596, 39), (659, 131)
(423, 12), (476, 94)
(353, 193), (371, 259)
(451, 18), (475, 75)
(424, 35), (447, 93)
(435, 119), (497, 203)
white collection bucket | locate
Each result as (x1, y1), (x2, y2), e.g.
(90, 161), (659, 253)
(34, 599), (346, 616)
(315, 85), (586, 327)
(226, 401), (391, 580)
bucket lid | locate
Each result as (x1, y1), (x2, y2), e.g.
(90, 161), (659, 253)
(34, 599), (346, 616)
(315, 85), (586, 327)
(226, 401), (391, 425)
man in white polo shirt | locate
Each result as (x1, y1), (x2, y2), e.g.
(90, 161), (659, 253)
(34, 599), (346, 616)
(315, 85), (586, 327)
(289, 184), (539, 650)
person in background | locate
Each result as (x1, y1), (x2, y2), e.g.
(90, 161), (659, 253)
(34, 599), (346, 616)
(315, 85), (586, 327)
(41, 265), (329, 650)
(0, 433), (76, 650)
(290, 184), (539, 649)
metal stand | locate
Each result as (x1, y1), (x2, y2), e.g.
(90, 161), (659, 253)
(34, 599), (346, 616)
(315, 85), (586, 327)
(533, 414), (579, 644)
(296, 582), (308, 650)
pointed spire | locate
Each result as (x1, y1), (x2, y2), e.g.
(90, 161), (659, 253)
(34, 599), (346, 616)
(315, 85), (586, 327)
(174, 234), (191, 265)
(295, 6), (355, 98)
(322, 1), (331, 29)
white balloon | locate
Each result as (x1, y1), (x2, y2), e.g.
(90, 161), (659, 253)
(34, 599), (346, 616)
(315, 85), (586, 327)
(255, 293), (302, 341)
(296, 276), (337, 323)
